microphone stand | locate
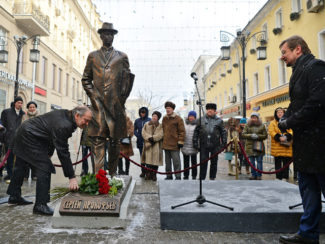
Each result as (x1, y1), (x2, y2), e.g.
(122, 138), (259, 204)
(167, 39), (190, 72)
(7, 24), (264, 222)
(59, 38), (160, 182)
(171, 79), (233, 211)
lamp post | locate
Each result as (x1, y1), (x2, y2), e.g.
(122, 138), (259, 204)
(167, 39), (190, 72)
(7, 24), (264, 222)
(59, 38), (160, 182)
(0, 35), (40, 99)
(220, 30), (266, 118)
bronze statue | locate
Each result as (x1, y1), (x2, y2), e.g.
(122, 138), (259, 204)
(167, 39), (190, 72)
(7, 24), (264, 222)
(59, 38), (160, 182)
(82, 22), (134, 176)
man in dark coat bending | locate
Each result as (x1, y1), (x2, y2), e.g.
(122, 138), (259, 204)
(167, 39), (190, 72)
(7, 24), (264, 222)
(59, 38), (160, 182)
(7, 106), (92, 215)
(278, 36), (325, 244)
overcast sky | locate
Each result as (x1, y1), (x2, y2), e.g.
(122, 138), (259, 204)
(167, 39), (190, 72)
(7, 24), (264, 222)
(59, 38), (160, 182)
(92, 0), (268, 108)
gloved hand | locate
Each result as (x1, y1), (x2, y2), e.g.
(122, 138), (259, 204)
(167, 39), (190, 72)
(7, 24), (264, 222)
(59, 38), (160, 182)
(251, 134), (258, 140)
(149, 137), (155, 145)
(178, 143), (183, 148)
(278, 119), (288, 133)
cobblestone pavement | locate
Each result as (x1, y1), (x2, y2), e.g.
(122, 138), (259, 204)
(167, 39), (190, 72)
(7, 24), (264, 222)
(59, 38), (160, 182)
(0, 135), (324, 243)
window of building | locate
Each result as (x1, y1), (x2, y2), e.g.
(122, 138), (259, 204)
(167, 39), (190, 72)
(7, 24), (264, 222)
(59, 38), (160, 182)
(219, 94), (222, 109)
(41, 56), (47, 85)
(291, 0), (302, 12)
(224, 91), (228, 106)
(275, 8), (283, 28)
(278, 59), (287, 85)
(58, 68), (62, 93)
(262, 22), (268, 41)
(65, 73), (69, 96)
(72, 77), (75, 100)
(52, 64), (56, 90)
(237, 83), (241, 101)
(251, 36), (257, 50)
(245, 79), (249, 98)
(0, 89), (6, 114)
(77, 80), (80, 100)
(319, 29), (325, 61)
(253, 72), (259, 95)
(18, 48), (24, 74)
(35, 100), (46, 114)
(229, 87), (234, 102)
(0, 26), (8, 67)
(264, 65), (271, 91)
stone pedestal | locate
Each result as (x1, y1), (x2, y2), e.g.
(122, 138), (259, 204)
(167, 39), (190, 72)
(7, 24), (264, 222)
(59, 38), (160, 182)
(159, 180), (325, 232)
(52, 176), (135, 229)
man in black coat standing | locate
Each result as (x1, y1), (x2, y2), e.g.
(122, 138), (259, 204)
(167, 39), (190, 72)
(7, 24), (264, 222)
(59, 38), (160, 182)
(0, 96), (25, 180)
(278, 36), (325, 244)
(7, 106), (92, 215)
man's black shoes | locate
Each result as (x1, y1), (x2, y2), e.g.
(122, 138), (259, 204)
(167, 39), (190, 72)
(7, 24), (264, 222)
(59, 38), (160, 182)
(279, 233), (319, 244)
(8, 196), (33, 205)
(33, 204), (54, 216)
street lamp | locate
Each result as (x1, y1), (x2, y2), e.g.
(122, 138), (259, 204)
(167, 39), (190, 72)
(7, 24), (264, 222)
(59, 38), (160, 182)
(0, 35), (40, 99)
(220, 30), (266, 118)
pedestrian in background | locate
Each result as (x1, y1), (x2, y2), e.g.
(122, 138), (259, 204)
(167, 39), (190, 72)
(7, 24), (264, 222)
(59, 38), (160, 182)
(181, 111), (198, 180)
(118, 116), (134, 175)
(134, 107), (151, 177)
(22, 101), (39, 181)
(225, 117), (238, 176)
(141, 111), (163, 181)
(238, 118), (250, 175)
(278, 35), (325, 244)
(0, 96), (25, 181)
(241, 112), (267, 180)
(162, 101), (185, 180)
(193, 103), (227, 180)
(268, 107), (293, 181)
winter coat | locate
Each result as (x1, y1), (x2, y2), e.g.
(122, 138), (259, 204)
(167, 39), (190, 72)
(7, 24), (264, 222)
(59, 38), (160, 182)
(119, 116), (134, 158)
(181, 119), (198, 155)
(0, 107), (25, 148)
(82, 46), (134, 138)
(226, 129), (240, 153)
(241, 119), (267, 156)
(283, 54), (325, 173)
(22, 110), (39, 122)
(268, 119), (293, 157)
(193, 114), (227, 150)
(141, 121), (164, 166)
(134, 107), (151, 149)
(162, 112), (185, 151)
(13, 109), (77, 178)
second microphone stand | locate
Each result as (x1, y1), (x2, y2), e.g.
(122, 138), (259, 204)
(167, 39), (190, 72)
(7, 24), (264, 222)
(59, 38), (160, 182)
(171, 79), (233, 211)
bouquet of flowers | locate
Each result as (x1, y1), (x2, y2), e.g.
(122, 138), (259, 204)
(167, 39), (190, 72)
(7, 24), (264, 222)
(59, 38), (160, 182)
(51, 170), (124, 200)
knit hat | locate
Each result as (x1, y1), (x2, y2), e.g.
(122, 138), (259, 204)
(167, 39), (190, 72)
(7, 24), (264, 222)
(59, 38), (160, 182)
(250, 112), (260, 118)
(152, 111), (162, 120)
(188, 110), (197, 118)
(239, 118), (247, 124)
(27, 101), (38, 109)
(14, 96), (23, 104)
(164, 101), (176, 110)
(206, 103), (217, 110)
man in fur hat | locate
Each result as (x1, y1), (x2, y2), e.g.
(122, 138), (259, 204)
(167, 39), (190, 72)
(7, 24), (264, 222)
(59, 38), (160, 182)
(82, 22), (134, 176)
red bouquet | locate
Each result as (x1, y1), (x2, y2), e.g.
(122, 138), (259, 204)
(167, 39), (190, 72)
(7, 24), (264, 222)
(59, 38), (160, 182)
(95, 169), (111, 194)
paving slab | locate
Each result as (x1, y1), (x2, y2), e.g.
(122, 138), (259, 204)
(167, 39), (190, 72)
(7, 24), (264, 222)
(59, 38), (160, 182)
(159, 179), (325, 232)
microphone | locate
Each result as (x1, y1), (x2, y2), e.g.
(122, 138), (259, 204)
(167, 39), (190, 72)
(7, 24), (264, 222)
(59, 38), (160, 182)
(190, 72), (198, 81)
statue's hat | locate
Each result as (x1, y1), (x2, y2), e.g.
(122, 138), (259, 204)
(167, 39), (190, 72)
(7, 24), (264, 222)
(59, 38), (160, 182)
(97, 22), (118, 35)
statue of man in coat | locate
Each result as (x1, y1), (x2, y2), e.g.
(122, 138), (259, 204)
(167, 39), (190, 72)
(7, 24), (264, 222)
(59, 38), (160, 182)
(82, 22), (134, 176)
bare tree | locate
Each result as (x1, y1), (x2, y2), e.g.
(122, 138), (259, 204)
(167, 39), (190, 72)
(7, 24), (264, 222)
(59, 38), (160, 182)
(136, 89), (175, 112)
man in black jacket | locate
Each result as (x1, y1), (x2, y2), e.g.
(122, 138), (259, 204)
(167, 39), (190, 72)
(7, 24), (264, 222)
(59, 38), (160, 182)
(278, 36), (325, 244)
(193, 103), (227, 180)
(0, 96), (25, 179)
(7, 106), (92, 215)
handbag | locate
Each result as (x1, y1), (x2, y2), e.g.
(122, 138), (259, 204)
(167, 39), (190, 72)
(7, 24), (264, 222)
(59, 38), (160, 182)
(253, 141), (264, 152)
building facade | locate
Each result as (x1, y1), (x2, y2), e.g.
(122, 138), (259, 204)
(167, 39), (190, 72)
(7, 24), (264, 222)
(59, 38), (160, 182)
(0, 0), (102, 114)
(206, 0), (325, 122)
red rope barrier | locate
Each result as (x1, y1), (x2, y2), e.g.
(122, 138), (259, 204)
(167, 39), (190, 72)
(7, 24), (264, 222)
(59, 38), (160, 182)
(53, 152), (92, 167)
(0, 149), (10, 169)
(238, 141), (293, 174)
(121, 142), (232, 175)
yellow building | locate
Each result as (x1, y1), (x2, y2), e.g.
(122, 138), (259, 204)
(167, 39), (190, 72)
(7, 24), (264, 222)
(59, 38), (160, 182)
(206, 0), (325, 122)
(0, 0), (102, 114)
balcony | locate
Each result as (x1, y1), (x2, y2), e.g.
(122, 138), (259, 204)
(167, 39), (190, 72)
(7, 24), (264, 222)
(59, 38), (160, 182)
(13, 0), (50, 36)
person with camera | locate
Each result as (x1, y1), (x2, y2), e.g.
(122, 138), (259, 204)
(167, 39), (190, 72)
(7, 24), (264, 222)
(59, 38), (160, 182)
(268, 107), (293, 181)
